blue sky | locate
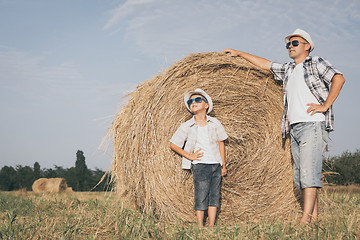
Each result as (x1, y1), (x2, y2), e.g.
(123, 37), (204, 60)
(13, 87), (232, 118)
(1, 0), (359, 170)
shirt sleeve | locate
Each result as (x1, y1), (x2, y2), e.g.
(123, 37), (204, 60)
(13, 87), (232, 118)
(170, 123), (188, 148)
(270, 62), (288, 82)
(215, 120), (228, 142)
(315, 57), (342, 85)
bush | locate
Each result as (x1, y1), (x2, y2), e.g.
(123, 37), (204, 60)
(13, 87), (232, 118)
(323, 149), (360, 185)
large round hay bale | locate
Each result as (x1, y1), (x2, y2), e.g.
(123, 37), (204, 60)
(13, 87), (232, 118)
(32, 178), (68, 193)
(109, 52), (299, 223)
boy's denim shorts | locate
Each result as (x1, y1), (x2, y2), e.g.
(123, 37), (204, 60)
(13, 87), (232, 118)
(191, 163), (221, 211)
(290, 121), (328, 189)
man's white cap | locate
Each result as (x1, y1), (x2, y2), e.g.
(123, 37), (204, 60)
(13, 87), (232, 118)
(184, 88), (213, 113)
(285, 29), (314, 52)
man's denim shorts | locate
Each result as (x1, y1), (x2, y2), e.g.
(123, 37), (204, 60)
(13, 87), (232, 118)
(290, 121), (328, 189)
(191, 163), (221, 211)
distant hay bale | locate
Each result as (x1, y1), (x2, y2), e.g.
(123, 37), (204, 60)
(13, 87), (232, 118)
(108, 52), (299, 223)
(32, 178), (68, 193)
(14, 188), (27, 196)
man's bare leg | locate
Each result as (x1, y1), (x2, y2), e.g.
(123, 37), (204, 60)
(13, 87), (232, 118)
(195, 210), (205, 227)
(208, 206), (217, 228)
(311, 192), (319, 223)
(301, 187), (317, 224)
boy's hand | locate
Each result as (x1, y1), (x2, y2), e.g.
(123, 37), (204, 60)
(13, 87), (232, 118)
(188, 149), (203, 161)
(221, 166), (227, 177)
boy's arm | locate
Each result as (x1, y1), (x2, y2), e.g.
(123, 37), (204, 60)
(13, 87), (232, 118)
(219, 141), (226, 176)
(170, 142), (203, 161)
(222, 49), (271, 71)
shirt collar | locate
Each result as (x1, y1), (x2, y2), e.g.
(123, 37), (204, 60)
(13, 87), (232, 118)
(304, 55), (312, 64)
(290, 55), (312, 66)
(189, 115), (213, 127)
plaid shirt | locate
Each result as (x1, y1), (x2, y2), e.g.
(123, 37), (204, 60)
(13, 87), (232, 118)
(270, 56), (342, 139)
(170, 115), (228, 169)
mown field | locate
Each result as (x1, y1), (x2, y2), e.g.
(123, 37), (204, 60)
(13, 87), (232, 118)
(0, 186), (359, 239)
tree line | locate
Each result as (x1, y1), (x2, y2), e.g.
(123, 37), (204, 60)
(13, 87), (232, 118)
(1, 149), (359, 191)
(0, 150), (112, 191)
(323, 149), (360, 185)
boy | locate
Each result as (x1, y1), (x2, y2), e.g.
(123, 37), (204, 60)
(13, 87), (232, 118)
(170, 88), (228, 228)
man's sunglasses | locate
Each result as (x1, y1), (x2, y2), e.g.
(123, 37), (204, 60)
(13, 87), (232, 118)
(286, 40), (308, 49)
(187, 97), (208, 106)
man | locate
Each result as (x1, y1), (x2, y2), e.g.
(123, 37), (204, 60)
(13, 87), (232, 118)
(223, 29), (345, 224)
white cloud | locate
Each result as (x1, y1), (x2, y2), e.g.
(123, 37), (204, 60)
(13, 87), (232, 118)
(100, 0), (360, 158)
(103, 0), (360, 60)
(0, 47), (83, 94)
(103, 0), (165, 30)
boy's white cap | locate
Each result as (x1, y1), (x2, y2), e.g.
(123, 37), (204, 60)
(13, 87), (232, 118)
(285, 28), (314, 52)
(184, 88), (213, 113)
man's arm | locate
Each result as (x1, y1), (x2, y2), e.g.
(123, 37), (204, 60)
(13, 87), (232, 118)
(307, 74), (346, 115)
(222, 48), (271, 71)
(170, 142), (203, 161)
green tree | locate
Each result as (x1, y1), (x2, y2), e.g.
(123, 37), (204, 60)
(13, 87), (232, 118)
(33, 162), (41, 180)
(74, 150), (91, 191)
(88, 169), (111, 191)
(64, 167), (77, 189)
(323, 149), (360, 185)
(14, 165), (34, 190)
(0, 157), (110, 191)
(0, 166), (16, 191)
(54, 165), (66, 177)
(42, 168), (58, 178)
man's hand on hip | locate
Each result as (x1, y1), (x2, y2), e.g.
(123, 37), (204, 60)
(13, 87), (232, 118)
(306, 103), (328, 116)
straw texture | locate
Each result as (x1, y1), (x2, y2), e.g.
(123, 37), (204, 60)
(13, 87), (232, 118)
(108, 52), (299, 223)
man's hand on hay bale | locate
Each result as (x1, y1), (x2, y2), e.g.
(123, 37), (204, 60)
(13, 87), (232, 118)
(222, 48), (271, 70)
(223, 48), (239, 57)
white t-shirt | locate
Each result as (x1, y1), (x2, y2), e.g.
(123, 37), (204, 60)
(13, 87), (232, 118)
(286, 62), (325, 125)
(192, 124), (218, 165)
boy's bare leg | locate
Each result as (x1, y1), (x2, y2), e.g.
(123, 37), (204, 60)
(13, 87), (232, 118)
(300, 187), (317, 225)
(195, 210), (204, 227)
(208, 206), (217, 228)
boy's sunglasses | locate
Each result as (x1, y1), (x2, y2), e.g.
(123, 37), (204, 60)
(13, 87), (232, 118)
(187, 97), (208, 106)
(286, 40), (308, 49)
